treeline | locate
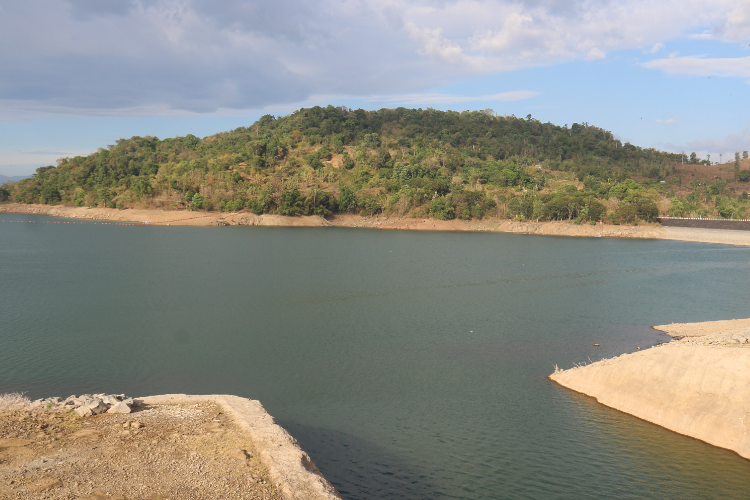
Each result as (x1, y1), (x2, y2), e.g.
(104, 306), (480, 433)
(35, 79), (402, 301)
(1, 105), (749, 223)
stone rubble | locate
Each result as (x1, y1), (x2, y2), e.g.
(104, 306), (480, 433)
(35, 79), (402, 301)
(678, 329), (750, 346)
(27, 393), (140, 417)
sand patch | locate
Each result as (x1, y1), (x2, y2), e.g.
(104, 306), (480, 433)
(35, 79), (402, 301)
(550, 318), (750, 459)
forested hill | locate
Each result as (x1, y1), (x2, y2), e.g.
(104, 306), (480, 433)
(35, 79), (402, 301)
(2, 106), (749, 223)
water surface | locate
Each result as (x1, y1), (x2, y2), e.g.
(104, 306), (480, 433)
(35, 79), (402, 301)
(1, 214), (749, 499)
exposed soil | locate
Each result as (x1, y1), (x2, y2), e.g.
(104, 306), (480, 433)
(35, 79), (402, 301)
(660, 226), (750, 246)
(674, 158), (750, 186)
(550, 318), (750, 460)
(654, 317), (750, 339)
(0, 202), (665, 235)
(0, 403), (282, 500)
(7, 202), (750, 247)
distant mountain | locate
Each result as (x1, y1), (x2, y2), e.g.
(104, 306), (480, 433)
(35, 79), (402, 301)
(0, 175), (31, 183)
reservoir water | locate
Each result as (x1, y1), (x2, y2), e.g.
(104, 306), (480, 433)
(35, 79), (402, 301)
(2, 213), (750, 499)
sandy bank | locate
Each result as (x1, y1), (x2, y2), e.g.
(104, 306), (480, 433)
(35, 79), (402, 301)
(660, 227), (750, 246)
(141, 395), (339, 500)
(550, 318), (750, 459)
(0, 393), (339, 500)
(0, 202), (662, 236)
(5, 202), (750, 246)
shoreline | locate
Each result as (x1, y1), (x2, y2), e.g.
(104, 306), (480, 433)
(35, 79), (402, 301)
(0, 393), (340, 500)
(3, 202), (750, 246)
(550, 318), (750, 460)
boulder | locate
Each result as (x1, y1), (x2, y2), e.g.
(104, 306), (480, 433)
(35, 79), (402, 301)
(106, 402), (132, 414)
(74, 406), (93, 417)
(87, 399), (108, 415)
(102, 395), (120, 406)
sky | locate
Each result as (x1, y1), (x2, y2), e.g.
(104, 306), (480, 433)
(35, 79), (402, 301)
(1, 0), (749, 176)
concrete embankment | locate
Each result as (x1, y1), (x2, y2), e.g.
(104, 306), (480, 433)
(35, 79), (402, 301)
(550, 319), (750, 459)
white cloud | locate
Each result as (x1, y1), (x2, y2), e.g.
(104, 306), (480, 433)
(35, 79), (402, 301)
(687, 127), (750, 153)
(642, 56), (750, 79)
(655, 118), (676, 124)
(369, 91), (540, 105)
(713, 3), (750, 42)
(648, 43), (665, 54)
(660, 127), (750, 159)
(0, 0), (747, 116)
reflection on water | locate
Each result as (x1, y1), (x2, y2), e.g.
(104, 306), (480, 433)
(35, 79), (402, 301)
(2, 213), (750, 499)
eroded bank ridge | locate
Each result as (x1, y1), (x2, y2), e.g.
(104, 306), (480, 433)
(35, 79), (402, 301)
(549, 318), (750, 459)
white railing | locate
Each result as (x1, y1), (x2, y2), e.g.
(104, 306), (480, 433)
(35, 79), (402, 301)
(658, 217), (750, 221)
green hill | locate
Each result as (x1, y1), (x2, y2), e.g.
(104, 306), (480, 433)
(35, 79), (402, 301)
(2, 106), (749, 223)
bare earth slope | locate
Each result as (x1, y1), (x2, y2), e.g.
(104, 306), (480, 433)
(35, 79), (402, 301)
(0, 394), (340, 500)
(6, 202), (750, 246)
(1, 202), (664, 237)
(550, 319), (750, 459)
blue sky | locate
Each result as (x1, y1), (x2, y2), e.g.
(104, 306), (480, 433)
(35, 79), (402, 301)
(1, 0), (749, 176)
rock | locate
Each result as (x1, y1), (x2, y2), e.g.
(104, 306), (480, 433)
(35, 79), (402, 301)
(75, 406), (93, 417)
(102, 395), (120, 406)
(73, 397), (92, 408)
(130, 421), (143, 429)
(26, 476), (63, 493)
(230, 448), (248, 460)
(106, 402), (132, 414)
(87, 399), (108, 415)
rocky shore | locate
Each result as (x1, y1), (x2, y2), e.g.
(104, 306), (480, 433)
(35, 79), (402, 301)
(6, 201), (750, 246)
(550, 318), (750, 460)
(30, 393), (140, 417)
(0, 393), (340, 500)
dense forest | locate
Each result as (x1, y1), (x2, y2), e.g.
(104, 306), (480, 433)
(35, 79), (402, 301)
(2, 106), (750, 224)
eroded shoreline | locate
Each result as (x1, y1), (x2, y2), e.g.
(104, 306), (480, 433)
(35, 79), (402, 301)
(0, 393), (340, 500)
(550, 318), (750, 459)
(4, 203), (750, 246)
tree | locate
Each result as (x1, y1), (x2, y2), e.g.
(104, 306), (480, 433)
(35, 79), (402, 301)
(429, 197), (455, 220)
(337, 185), (357, 213)
(342, 153), (355, 170)
(192, 193), (206, 209)
(735, 152), (741, 181)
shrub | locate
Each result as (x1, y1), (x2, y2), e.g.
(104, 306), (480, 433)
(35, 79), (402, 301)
(429, 197), (455, 220)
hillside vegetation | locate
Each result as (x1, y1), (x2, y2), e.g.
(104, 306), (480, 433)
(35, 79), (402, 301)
(2, 106), (750, 224)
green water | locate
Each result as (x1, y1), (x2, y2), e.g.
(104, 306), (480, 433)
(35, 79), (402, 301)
(2, 214), (750, 499)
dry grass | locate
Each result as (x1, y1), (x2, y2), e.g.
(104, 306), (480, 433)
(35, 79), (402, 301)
(657, 198), (671, 216)
(0, 392), (30, 411)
